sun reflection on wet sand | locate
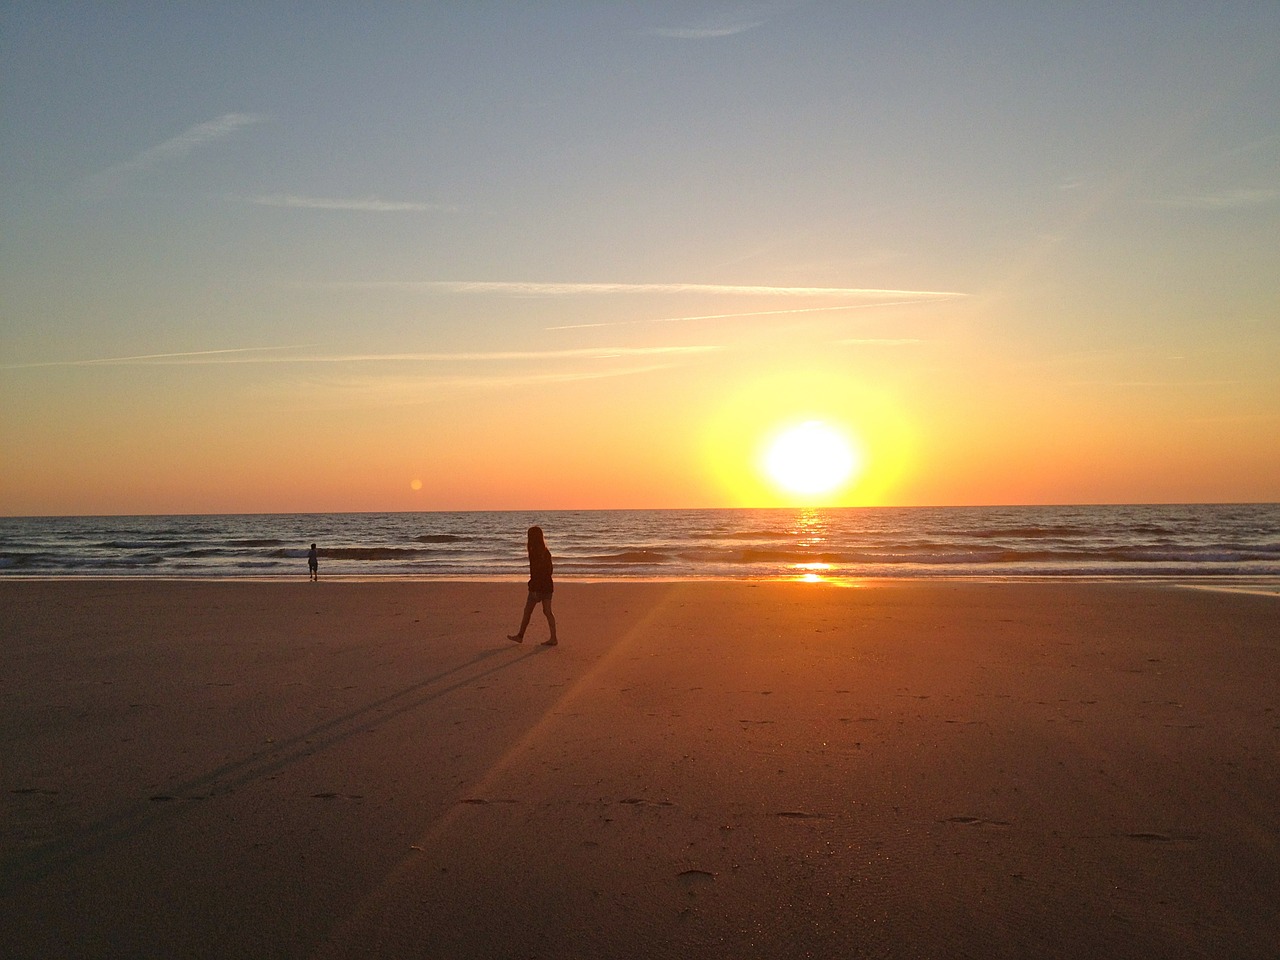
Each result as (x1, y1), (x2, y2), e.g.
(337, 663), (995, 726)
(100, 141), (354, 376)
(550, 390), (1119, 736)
(790, 561), (865, 587)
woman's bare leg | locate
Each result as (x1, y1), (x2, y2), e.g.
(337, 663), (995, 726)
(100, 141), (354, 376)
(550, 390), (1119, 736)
(508, 593), (537, 642)
(540, 598), (557, 645)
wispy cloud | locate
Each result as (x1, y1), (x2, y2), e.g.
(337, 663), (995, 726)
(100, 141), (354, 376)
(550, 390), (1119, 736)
(1210, 133), (1280, 163)
(646, 1), (799, 39)
(353, 280), (967, 299)
(81, 113), (263, 192)
(837, 338), (926, 346)
(1066, 379), (1246, 388)
(1150, 188), (1280, 210)
(649, 21), (766, 39)
(3, 345), (307, 370)
(1187, 411), (1280, 424)
(4, 345), (721, 370)
(241, 194), (455, 213)
(309, 363), (687, 401)
(327, 279), (966, 330)
(548, 300), (948, 330)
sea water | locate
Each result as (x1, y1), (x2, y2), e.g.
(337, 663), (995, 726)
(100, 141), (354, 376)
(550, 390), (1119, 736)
(0, 504), (1277, 584)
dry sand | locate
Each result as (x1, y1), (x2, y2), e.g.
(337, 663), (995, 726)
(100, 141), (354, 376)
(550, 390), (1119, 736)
(1, 580), (1277, 959)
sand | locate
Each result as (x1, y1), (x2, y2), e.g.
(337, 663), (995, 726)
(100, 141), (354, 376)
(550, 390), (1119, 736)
(1, 579), (1276, 959)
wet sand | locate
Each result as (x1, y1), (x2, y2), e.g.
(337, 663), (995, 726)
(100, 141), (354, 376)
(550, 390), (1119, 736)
(2, 580), (1277, 959)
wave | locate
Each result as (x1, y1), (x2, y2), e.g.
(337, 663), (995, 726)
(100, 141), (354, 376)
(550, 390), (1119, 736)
(1128, 524), (1180, 536)
(0, 553), (50, 569)
(668, 544), (1280, 567)
(969, 526), (1094, 539)
(415, 534), (471, 544)
(305, 547), (434, 561)
(583, 550), (673, 565)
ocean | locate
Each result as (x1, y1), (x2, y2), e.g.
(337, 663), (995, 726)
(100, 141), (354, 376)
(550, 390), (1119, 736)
(0, 504), (1277, 585)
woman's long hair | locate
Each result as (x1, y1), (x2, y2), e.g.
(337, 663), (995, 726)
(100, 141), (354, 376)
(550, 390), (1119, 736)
(527, 525), (546, 557)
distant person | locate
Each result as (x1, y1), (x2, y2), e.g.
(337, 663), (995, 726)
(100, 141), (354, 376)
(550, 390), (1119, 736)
(508, 525), (558, 646)
(307, 543), (319, 581)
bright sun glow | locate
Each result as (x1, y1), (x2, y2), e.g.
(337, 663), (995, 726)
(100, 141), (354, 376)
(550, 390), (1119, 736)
(762, 421), (861, 498)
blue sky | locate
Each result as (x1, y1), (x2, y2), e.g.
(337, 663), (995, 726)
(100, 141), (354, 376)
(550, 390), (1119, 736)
(2, 2), (1278, 513)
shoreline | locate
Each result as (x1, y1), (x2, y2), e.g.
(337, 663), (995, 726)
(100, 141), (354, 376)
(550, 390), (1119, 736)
(3, 580), (1277, 958)
(1, 572), (1277, 596)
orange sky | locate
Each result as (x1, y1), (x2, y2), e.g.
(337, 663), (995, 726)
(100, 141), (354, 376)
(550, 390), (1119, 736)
(4, 306), (1275, 515)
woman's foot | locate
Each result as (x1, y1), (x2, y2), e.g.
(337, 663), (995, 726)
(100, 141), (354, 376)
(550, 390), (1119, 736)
(541, 638), (558, 646)
(507, 634), (524, 643)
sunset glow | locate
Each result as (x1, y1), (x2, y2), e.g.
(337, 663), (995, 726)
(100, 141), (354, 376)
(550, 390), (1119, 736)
(1, 6), (1277, 515)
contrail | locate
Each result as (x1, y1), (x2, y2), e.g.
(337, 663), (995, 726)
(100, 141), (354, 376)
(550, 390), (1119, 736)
(334, 280), (969, 299)
(242, 194), (454, 212)
(81, 113), (263, 192)
(3, 345), (307, 370)
(4, 345), (720, 369)
(546, 298), (953, 330)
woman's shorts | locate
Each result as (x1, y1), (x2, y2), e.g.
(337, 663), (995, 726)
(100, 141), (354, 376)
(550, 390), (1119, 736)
(528, 589), (554, 603)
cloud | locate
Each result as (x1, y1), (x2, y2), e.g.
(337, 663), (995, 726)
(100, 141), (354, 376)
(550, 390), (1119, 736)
(256, 362), (695, 410)
(1186, 411), (1280, 424)
(1150, 188), (1280, 211)
(273, 346), (722, 364)
(1209, 133), (1280, 164)
(4, 344), (721, 369)
(311, 363), (687, 401)
(327, 279), (966, 330)
(649, 21), (766, 39)
(2, 345), (306, 369)
(359, 280), (967, 299)
(646, 1), (800, 39)
(837, 338), (926, 346)
(242, 194), (455, 213)
(1067, 379), (1245, 388)
(82, 113), (263, 191)
(548, 301), (950, 330)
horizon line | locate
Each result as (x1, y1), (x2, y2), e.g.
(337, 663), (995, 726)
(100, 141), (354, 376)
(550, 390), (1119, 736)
(3, 500), (1275, 521)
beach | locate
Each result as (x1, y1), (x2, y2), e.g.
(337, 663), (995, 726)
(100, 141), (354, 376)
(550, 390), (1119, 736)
(2, 580), (1276, 959)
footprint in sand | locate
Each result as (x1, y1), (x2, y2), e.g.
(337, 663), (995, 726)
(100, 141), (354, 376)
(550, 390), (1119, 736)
(677, 869), (716, 885)
(941, 816), (1011, 827)
(777, 811), (832, 820)
(1124, 831), (1196, 843)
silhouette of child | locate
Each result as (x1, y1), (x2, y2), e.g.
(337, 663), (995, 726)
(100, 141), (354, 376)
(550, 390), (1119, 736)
(307, 543), (318, 581)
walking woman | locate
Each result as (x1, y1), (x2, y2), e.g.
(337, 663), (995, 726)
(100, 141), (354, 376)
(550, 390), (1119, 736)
(508, 525), (558, 646)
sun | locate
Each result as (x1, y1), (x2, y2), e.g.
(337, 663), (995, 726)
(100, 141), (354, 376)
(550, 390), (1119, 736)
(762, 420), (861, 499)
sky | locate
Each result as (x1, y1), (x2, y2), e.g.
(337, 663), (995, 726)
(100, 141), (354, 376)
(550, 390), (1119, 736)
(2, 2), (1278, 515)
